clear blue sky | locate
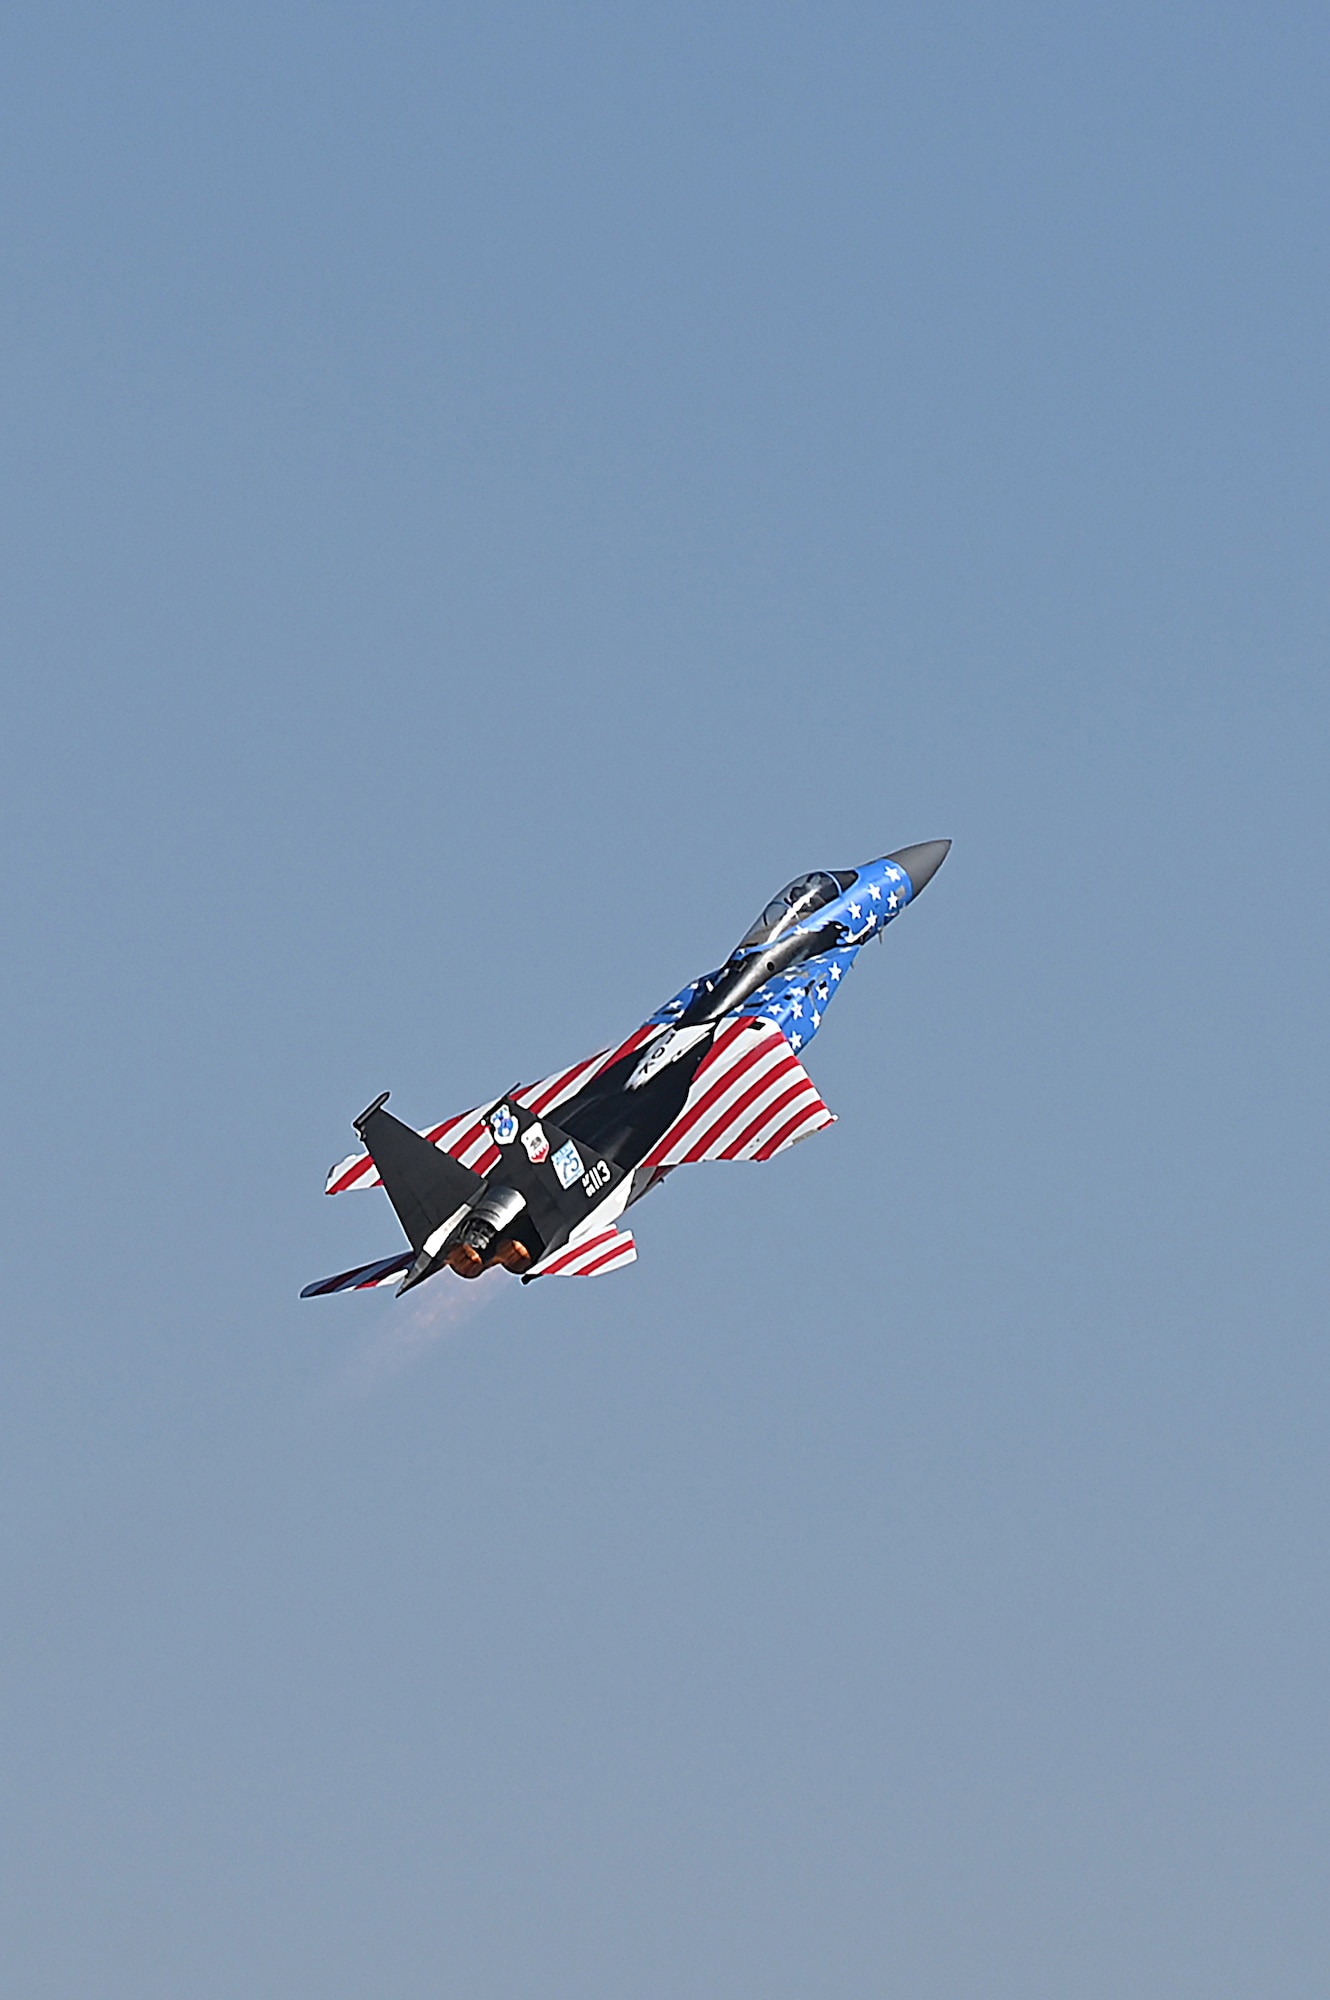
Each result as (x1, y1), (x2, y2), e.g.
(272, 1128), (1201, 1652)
(2, 3), (1327, 1994)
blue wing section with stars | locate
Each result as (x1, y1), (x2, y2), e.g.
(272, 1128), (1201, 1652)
(736, 942), (863, 1054)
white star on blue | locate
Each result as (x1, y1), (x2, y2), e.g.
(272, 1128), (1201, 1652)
(734, 943), (860, 1052)
(646, 858), (917, 1051)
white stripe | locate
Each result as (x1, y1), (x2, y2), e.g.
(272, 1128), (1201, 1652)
(774, 1106), (837, 1150)
(560, 1234), (637, 1276)
(564, 1177), (633, 1246)
(514, 1051), (608, 1110)
(577, 1244), (636, 1274)
(732, 1104), (824, 1168)
(699, 1058), (808, 1161)
(529, 1230), (615, 1276)
(653, 1036), (793, 1164)
(456, 1132), (496, 1170)
(528, 1224), (632, 1277)
(422, 1203), (471, 1259)
(660, 1037), (789, 1157)
(734, 1084), (823, 1159)
(430, 1111), (486, 1147)
(560, 1246), (609, 1275)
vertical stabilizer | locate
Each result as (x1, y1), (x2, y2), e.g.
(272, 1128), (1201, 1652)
(354, 1097), (485, 1252)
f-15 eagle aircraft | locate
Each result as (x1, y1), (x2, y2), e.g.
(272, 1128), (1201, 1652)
(303, 841), (950, 1298)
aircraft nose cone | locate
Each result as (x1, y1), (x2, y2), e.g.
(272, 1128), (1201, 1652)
(885, 839), (952, 895)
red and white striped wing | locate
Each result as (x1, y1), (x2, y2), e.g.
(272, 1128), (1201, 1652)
(324, 1024), (661, 1196)
(640, 1018), (836, 1168)
(528, 1226), (638, 1278)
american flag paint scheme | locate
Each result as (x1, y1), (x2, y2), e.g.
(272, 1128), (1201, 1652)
(303, 842), (950, 1299)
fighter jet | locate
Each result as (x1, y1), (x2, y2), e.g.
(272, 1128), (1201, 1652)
(303, 841), (950, 1297)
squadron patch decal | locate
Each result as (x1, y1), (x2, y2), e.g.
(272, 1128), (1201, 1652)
(521, 1121), (550, 1164)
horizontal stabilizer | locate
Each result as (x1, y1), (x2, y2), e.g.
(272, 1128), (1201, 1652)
(525, 1226), (637, 1280)
(301, 1250), (413, 1297)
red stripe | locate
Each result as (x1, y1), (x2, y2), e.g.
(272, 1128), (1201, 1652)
(531, 1023), (657, 1115)
(754, 1099), (825, 1161)
(527, 1054), (604, 1115)
(329, 1160), (374, 1194)
(650, 1022), (769, 1157)
(558, 1250), (605, 1276)
(518, 1063), (582, 1113)
(725, 1077), (812, 1158)
(441, 1117), (490, 1157)
(560, 1234), (631, 1276)
(542, 1228), (619, 1276)
(603, 1022), (659, 1069)
(641, 1022), (761, 1165)
(426, 1116), (475, 1146)
(681, 1050), (798, 1162)
(526, 1025), (655, 1118)
(549, 1226), (618, 1266)
(574, 1239), (635, 1276)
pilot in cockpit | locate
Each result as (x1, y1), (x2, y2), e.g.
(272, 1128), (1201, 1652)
(736, 870), (854, 951)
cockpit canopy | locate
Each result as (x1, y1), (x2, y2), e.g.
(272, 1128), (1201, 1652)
(737, 870), (854, 950)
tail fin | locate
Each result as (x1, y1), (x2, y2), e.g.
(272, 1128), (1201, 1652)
(354, 1096), (485, 1252)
